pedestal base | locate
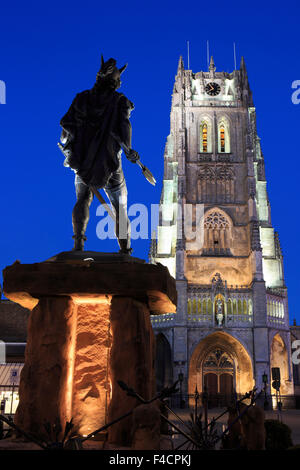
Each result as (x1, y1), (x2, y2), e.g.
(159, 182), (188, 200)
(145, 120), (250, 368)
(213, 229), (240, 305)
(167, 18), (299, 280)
(3, 252), (176, 446)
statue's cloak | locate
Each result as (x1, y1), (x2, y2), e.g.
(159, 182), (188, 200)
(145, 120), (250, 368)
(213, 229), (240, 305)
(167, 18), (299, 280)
(60, 89), (133, 188)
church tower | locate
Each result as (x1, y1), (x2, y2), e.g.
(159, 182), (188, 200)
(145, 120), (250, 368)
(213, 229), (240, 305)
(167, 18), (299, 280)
(150, 56), (294, 404)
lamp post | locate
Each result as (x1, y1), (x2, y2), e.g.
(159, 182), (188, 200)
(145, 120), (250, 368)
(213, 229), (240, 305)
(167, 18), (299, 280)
(178, 370), (184, 409)
(194, 385), (200, 421)
(262, 371), (269, 410)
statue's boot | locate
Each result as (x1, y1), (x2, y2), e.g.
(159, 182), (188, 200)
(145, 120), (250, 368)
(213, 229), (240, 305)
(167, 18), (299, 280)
(72, 234), (87, 251)
(115, 207), (132, 255)
(103, 166), (134, 255)
(118, 238), (133, 255)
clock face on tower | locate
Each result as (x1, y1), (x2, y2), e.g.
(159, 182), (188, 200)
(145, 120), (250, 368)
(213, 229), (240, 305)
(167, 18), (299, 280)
(205, 82), (221, 96)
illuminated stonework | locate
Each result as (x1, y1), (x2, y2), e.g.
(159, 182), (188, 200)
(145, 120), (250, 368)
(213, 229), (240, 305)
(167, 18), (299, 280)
(150, 56), (294, 405)
(4, 258), (176, 443)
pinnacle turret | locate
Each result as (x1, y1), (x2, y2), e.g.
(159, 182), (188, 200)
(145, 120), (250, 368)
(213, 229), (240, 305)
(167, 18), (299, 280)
(177, 55), (184, 74)
(209, 55), (215, 71)
(209, 56), (216, 77)
(240, 56), (248, 81)
(240, 56), (246, 71)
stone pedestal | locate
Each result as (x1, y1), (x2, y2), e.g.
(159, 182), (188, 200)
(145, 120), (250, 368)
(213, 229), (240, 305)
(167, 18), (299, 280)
(3, 252), (176, 446)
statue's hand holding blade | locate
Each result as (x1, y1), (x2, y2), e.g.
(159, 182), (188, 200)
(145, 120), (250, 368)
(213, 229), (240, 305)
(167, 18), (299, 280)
(110, 132), (156, 186)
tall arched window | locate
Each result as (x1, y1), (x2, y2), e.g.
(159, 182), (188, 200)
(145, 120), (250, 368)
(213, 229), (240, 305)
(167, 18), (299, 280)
(220, 126), (225, 152)
(203, 209), (232, 253)
(200, 119), (212, 153)
(218, 117), (230, 153)
(155, 334), (173, 391)
(203, 124), (208, 152)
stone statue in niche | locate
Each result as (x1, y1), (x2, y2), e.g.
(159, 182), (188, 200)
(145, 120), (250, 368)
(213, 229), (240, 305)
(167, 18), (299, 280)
(216, 298), (224, 326)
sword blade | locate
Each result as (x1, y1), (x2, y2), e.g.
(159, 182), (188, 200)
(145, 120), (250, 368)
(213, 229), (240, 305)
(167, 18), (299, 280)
(90, 186), (116, 222)
(136, 161), (156, 186)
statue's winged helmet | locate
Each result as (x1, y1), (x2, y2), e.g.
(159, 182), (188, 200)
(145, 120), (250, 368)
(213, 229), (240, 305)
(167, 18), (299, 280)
(96, 55), (127, 86)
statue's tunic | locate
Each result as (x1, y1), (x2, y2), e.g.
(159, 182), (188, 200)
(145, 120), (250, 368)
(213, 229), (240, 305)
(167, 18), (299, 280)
(60, 89), (134, 189)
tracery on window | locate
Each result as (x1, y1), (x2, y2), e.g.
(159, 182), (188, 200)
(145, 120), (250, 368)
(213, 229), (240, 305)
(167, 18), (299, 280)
(203, 210), (231, 254)
(203, 349), (234, 372)
(197, 164), (235, 203)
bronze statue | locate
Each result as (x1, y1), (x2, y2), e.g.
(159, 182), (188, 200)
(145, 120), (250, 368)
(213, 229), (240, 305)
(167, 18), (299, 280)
(59, 55), (141, 254)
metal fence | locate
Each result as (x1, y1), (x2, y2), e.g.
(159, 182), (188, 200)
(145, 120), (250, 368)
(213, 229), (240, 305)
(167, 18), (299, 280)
(169, 392), (300, 410)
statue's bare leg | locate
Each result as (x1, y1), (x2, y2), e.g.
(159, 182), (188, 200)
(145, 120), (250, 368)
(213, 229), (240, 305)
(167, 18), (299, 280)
(72, 163), (131, 253)
(72, 175), (93, 251)
(104, 166), (131, 254)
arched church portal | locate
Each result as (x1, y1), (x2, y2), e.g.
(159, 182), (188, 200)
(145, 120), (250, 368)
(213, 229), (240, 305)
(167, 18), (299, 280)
(155, 333), (173, 392)
(189, 331), (254, 405)
(270, 333), (293, 396)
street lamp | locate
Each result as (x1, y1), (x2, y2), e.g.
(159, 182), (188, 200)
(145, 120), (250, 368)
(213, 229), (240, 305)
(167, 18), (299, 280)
(262, 372), (269, 410)
(178, 371), (184, 409)
(194, 386), (200, 420)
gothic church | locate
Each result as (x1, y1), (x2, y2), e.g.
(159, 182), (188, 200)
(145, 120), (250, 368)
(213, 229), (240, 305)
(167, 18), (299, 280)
(150, 56), (293, 404)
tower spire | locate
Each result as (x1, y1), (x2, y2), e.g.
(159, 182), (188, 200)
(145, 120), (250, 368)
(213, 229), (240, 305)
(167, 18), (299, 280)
(177, 55), (184, 74)
(240, 55), (246, 72)
(239, 55), (253, 106)
(209, 55), (216, 77)
(240, 56), (249, 84)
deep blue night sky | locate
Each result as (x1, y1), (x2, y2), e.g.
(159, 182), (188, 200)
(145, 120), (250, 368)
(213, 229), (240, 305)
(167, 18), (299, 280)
(0, 1), (299, 322)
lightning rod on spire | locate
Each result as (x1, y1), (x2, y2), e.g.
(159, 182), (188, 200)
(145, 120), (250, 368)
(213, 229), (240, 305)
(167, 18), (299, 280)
(207, 40), (210, 71)
(187, 41), (190, 69)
